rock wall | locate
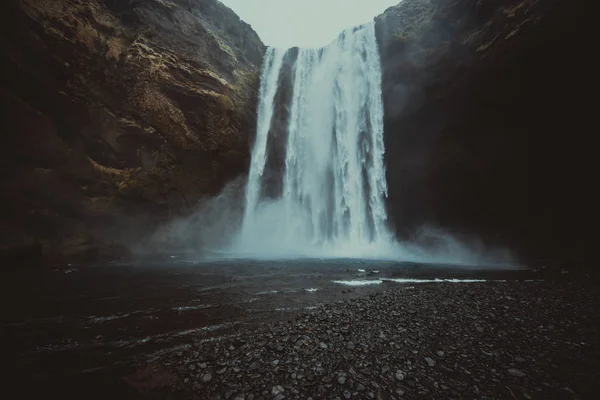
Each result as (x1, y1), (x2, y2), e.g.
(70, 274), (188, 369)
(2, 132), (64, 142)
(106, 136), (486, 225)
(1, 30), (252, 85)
(0, 0), (265, 266)
(376, 0), (588, 267)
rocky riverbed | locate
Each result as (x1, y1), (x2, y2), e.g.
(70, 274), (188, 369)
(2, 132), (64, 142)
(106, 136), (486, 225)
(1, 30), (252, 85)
(126, 280), (599, 400)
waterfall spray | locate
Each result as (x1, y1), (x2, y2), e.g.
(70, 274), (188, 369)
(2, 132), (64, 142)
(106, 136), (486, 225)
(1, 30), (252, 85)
(235, 23), (397, 258)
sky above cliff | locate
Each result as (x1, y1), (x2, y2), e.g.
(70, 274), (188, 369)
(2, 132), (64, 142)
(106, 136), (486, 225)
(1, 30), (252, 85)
(220, 0), (399, 48)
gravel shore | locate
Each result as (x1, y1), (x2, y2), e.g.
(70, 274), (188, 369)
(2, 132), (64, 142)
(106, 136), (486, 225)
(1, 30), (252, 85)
(132, 281), (599, 399)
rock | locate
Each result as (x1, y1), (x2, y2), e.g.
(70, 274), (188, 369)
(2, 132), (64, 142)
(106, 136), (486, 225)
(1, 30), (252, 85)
(347, 341), (356, 350)
(395, 370), (406, 381)
(343, 390), (351, 399)
(338, 375), (347, 385)
(216, 367), (227, 375)
(202, 373), (213, 383)
(273, 395), (285, 400)
(356, 383), (366, 391)
(436, 351), (445, 358)
(272, 360), (280, 366)
(271, 386), (285, 396)
(424, 357), (436, 367)
(508, 369), (525, 377)
(1, 0), (264, 257)
(224, 390), (236, 400)
(319, 342), (328, 349)
(199, 363), (207, 369)
(373, 0), (589, 264)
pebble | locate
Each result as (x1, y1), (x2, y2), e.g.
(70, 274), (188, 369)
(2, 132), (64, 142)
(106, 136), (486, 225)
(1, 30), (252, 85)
(508, 368), (525, 377)
(272, 386), (285, 396)
(161, 281), (597, 400)
(395, 370), (406, 381)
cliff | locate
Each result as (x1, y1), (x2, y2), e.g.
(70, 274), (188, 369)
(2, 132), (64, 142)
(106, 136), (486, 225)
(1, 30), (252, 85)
(0, 0), (265, 266)
(375, 0), (588, 267)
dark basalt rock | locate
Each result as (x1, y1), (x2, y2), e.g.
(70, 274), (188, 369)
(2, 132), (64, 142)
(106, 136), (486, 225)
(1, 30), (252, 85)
(375, 0), (589, 267)
(0, 0), (265, 265)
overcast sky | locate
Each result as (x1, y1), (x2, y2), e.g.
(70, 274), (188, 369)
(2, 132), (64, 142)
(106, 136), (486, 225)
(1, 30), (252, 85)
(219, 0), (400, 48)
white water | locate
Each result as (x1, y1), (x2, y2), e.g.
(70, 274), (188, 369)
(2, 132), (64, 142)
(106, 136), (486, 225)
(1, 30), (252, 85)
(235, 23), (397, 258)
(214, 23), (516, 266)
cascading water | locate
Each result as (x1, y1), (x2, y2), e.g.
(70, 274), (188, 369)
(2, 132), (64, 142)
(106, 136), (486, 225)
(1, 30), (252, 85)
(235, 23), (397, 258)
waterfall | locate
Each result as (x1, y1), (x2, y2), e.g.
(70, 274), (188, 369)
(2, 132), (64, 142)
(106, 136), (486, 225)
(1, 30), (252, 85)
(236, 22), (397, 258)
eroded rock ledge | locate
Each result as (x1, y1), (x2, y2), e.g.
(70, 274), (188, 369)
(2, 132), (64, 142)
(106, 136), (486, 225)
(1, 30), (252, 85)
(375, 0), (588, 267)
(0, 0), (264, 266)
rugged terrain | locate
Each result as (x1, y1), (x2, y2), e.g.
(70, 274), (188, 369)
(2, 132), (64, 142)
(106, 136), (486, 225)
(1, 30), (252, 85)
(0, 0), (264, 267)
(375, 0), (588, 269)
(128, 280), (600, 399)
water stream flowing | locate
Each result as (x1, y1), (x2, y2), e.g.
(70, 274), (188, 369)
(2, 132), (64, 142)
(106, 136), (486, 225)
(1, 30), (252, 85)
(235, 23), (397, 258)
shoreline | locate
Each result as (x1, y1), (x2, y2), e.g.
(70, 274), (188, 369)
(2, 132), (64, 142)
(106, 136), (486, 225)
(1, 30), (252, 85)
(129, 280), (599, 399)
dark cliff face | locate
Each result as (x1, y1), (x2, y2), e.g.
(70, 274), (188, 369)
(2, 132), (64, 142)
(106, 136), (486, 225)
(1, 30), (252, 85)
(375, 0), (588, 266)
(0, 0), (265, 265)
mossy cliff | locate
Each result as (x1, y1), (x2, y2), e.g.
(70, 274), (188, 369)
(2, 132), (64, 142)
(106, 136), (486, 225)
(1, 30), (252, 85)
(0, 0), (265, 266)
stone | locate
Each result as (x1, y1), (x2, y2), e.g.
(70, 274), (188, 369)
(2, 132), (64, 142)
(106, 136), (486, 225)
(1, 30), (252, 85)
(424, 357), (436, 367)
(319, 342), (328, 349)
(343, 390), (352, 399)
(202, 373), (212, 383)
(508, 368), (525, 377)
(272, 386), (285, 396)
(395, 370), (406, 381)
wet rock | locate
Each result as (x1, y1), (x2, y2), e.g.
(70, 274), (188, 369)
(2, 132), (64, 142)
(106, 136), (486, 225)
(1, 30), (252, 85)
(395, 370), (406, 381)
(271, 386), (285, 396)
(508, 369), (525, 377)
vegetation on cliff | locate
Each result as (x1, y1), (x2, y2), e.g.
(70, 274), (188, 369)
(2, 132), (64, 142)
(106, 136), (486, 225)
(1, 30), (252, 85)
(0, 0), (265, 266)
